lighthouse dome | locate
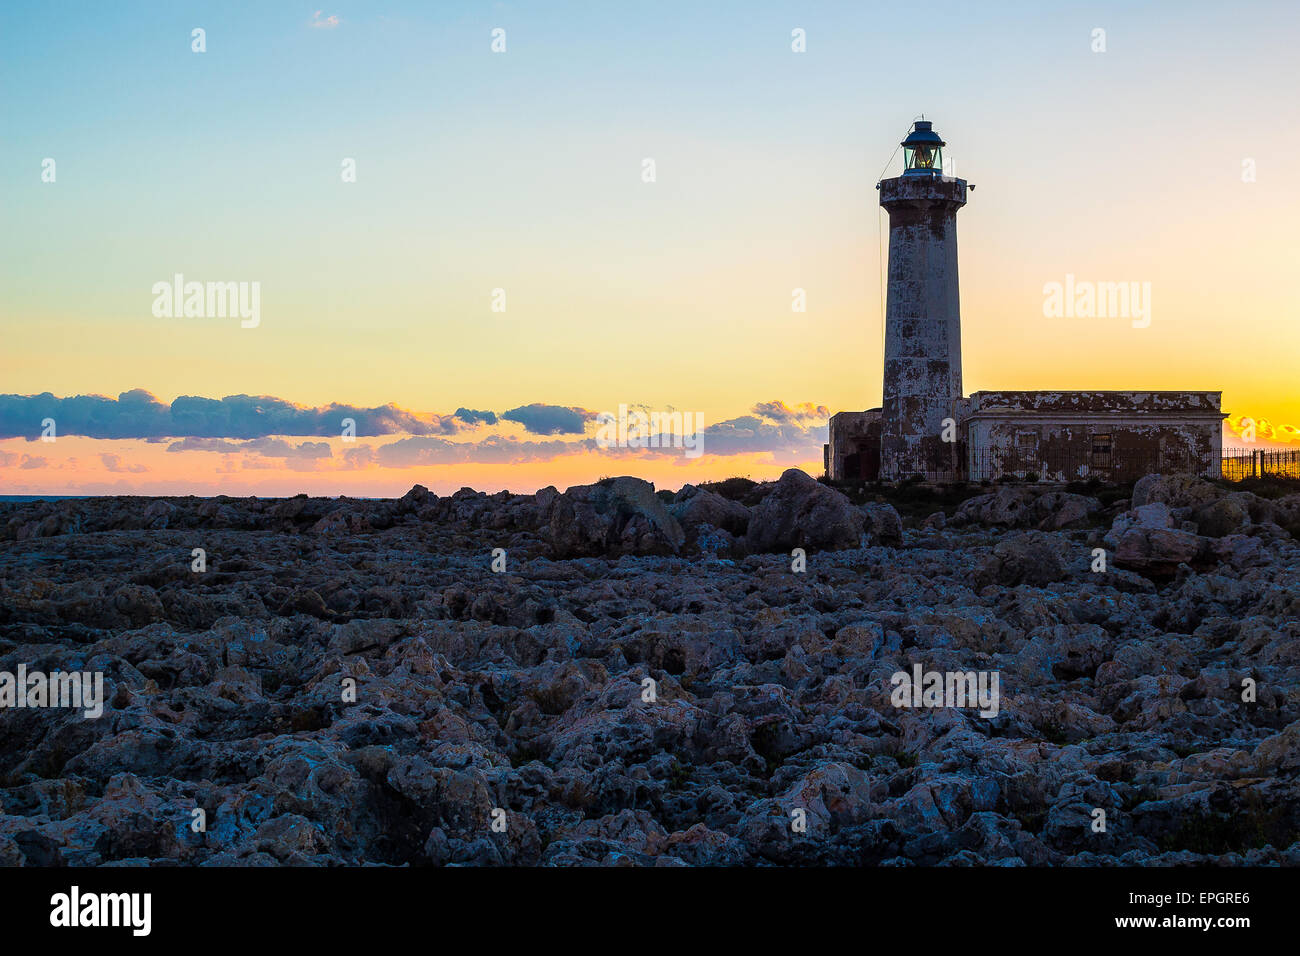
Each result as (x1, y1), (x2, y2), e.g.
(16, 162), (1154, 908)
(901, 120), (945, 176)
(900, 120), (945, 148)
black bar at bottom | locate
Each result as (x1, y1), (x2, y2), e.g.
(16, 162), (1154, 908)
(0, 865), (1286, 943)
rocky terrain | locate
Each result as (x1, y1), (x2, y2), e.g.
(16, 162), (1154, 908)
(1, 470), (1298, 866)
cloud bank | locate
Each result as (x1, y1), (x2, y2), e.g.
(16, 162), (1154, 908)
(0, 392), (831, 466)
(0, 391), (484, 440)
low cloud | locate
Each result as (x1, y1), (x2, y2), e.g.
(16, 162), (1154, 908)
(454, 407), (498, 426)
(502, 404), (598, 436)
(342, 445), (379, 470)
(100, 453), (148, 474)
(0, 391), (459, 441)
(376, 435), (589, 467)
(166, 437), (333, 459)
(309, 11), (341, 29)
(751, 400), (830, 426)
(693, 415), (824, 459)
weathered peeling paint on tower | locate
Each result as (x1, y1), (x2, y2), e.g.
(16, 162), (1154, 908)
(879, 121), (967, 479)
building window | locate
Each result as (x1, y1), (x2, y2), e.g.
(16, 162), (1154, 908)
(1091, 433), (1112, 456)
(1014, 431), (1038, 472)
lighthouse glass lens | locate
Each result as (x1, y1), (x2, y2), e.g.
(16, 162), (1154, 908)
(914, 146), (934, 168)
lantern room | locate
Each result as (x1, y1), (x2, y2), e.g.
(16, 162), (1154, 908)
(901, 120), (945, 176)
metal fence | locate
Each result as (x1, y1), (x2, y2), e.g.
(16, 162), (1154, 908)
(1220, 447), (1300, 481)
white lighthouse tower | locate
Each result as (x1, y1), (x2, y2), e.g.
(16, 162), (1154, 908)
(878, 120), (967, 480)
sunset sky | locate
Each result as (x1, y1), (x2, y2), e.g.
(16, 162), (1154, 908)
(2, 0), (1297, 495)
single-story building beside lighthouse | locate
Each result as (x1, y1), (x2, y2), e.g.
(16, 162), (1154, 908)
(826, 120), (1226, 483)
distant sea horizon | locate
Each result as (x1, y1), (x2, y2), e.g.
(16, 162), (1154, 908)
(0, 495), (91, 502)
(0, 494), (377, 502)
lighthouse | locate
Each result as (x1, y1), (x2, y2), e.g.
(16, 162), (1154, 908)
(878, 120), (967, 480)
(825, 118), (1224, 485)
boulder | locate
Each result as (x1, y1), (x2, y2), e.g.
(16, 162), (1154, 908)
(861, 503), (904, 544)
(142, 500), (175, 529)
(952, 488), (1037, 526)
(670, 488), (750, 538)
(1103, 502), (1175, 550)
(780, 762), (876, 830)
(1194, 495), (1252, 538)
(978, 531), (1068, 586)
(395, 484), (434, 516)
(921, 511), (946, 531)
(952, 488), (1099, 530)
(1035, 492), (1101, 530)
(1253, 720), (1300, 774)
(111, 584), (166, 628)
(745, 469), (864, 552)
(1114, 527), (1211, 574)
(311, 509), (372, 535)
(1132, 473), (1223, 510)
(1213, 534), (1268, 569)
(544, 477), (685, 558)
